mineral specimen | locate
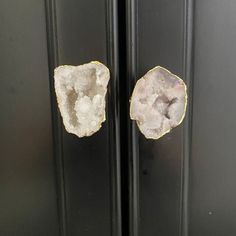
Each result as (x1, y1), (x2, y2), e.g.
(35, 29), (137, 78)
(54, 61), (110, 137)
(130, 66), (187, 139)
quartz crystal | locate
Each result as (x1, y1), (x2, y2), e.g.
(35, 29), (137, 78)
(130, 66), (187, 139)
(54, 61), (110, 137)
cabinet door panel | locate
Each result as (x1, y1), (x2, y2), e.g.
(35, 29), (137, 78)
(190, 1), (236, 235)
(127, 1), (236, 236)
(0, 1), (59, 235)
(137, 1), (185, 236)
(55, 0), (121, 235)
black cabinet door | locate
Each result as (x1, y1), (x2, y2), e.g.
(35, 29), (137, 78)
(48, 0), (121, 236)
(190, 1), (236, 235)
(0, 1), (59, 235)
(0, 0), (121, 236)
(127, 0), (236, 236)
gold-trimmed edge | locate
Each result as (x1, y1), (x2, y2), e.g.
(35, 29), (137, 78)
(129, 65), (188, 140)
(54, 61), (110, 138)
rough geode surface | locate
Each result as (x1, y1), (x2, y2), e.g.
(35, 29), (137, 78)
(130, 66), (187, 139)
(54, 61), (110, 137)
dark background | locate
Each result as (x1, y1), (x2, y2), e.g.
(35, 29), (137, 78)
(1, 0), (236, 236)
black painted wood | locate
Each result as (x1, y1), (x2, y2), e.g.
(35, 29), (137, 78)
(126, 1), (139, 236)
(54, 0), (121, 236)
(190, 1), (236, 235)
(127, 0), (236, 236)
(0, 0), (59, 235)
(0, 0), (122, 235)
(44, 0), (67, 235)
(106, 0), (122, 235)
(180, 0), (194, 236)
(1, 1), (236, 236)
(136, 1), (186, 236)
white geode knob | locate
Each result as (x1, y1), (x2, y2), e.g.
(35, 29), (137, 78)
(54, 61), (110, 137)
(130, 66), (187, 139)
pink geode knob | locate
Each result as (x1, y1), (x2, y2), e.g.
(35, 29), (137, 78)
(130, 66), (187, 139)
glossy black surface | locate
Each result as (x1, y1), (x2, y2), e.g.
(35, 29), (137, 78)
(127, 0), (236, 236)
(136, 1), (185, 236)
(1, 0), (236, 235)
(190, 1), (236, 235)
(126, 0), (139, 236)
(1, 0), (121, 235)
(55, 0), (110, 234)
(0, 1), (59, 235)
(55, 0), (121, 235)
